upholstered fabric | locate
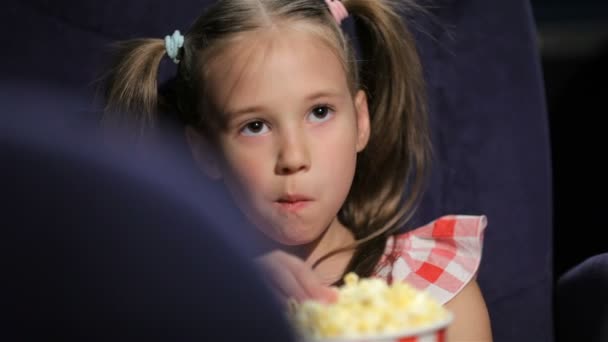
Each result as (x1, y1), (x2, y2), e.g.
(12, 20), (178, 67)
(1, 82), (295, 341)
(556, 253), (608, 342)
(410, 2), (553, 340)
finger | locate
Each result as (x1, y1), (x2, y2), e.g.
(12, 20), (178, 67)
(264, 261), (310, 302)
(287, 259), (338, 303)
(300, 275), (338, 303)
(256, 251), (336, 303)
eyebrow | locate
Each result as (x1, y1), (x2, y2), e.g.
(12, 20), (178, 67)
(225, 90), (343, 119)
(305, 90), (342, 101)
(224, 105), (268, 119)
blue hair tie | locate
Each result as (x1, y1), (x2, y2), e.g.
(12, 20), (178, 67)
(165, 30), (184, 64)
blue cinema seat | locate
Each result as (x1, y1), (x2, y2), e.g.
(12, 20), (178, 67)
(556, 253), (608, 342)
(0, 82), (295, 341)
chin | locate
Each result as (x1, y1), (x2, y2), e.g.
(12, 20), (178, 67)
(261, 225), (324, 247)
(280, 231), (322, 246)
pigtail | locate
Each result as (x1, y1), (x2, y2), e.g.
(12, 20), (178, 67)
(102, 39), (168, 136)
(328, 0), (432, 278)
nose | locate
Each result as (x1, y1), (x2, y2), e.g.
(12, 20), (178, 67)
(275, 131), (310, 175)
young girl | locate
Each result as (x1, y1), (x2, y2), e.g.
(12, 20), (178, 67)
(103, 0), (492, 340)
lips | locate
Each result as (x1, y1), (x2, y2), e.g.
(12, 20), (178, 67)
(275, 194), (313, 212)
(277, 194), (313, 202)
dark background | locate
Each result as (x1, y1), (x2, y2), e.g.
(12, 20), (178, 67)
(530, 0), (608, 279)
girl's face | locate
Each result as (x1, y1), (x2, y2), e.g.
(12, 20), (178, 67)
(189, 27), (369, 247)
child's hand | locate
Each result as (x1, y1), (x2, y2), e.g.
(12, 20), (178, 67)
(256, 250), (338, 304)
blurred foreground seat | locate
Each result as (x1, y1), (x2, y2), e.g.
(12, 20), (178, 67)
(556, 253), (608, 342)
(0, 81), (295, 341)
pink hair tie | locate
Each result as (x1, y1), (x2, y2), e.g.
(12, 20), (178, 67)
(324, 0), (349, 25)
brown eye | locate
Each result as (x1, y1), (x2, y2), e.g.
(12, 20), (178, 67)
(241, 121), (269, 136)
(313, 106), (328, 118)
(308, 105), (334, 123)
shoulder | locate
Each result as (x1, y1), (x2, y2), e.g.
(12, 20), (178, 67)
(373, 215), (487, 304)
(444, 279), (493, 341)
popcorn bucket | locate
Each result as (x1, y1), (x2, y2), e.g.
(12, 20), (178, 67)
(307, 312), (453, 342)
(291, 273), (453, 342)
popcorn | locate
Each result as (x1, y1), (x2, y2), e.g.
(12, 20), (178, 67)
(289, 273), (450, 340)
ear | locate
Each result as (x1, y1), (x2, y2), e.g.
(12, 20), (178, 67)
(185, 126), (222, 180)
(354, 90), (371, 152)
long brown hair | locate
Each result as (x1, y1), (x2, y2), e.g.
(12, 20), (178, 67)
(103, 0), (431, 279)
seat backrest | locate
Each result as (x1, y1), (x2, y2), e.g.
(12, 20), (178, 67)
(0, 81), (295, 341)
(556, 253), (608, 342)
(411, 1), (553, 341)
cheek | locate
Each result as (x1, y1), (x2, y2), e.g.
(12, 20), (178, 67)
(328, 143), (357, 190)
(314, 117), (359, 189)
(219, 140), (270, 196)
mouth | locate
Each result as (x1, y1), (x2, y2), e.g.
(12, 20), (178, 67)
(275, 194), (313, 212)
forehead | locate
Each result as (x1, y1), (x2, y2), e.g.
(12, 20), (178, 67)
(205, 26), (349, 111)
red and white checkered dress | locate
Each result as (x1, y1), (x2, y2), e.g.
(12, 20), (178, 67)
(372, 215), (487, 305)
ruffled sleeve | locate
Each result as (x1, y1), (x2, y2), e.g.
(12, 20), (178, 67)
(372, 215), (487, 304)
